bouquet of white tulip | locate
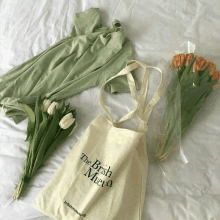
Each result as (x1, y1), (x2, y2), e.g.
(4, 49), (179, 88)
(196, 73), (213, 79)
(13, 96), (77, 200)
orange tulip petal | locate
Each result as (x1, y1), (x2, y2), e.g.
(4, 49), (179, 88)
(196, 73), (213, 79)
(212, 71), (220, 80)
(177, 55), (182, 67)
(208, 62), (216, 76)
(171, 55), (178, 69)
(194, 57), (205, 71)
(179, 54), (185, 67)
(200, 60), (209, 70)
(185, 53), (194, 66)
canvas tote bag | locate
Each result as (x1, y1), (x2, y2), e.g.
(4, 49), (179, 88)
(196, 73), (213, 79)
(32, 60), (164, 220)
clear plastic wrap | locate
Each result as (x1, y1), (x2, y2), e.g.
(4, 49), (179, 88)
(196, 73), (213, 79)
(150, 58), (188, 182)
(151, 41), (220, 181)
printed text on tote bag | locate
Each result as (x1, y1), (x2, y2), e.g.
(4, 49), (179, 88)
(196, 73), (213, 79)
(81, 153), (113, 187)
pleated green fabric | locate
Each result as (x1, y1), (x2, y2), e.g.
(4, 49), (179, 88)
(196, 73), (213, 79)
(0, 8), (136, 124)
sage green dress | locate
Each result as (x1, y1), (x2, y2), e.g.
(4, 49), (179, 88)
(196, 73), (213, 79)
(0, 8), (136, 123)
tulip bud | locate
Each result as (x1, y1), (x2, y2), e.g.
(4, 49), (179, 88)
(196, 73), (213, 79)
(43, 99), (52, 112)
(59, 113), (75, 129)
(47, 102), (59, 115)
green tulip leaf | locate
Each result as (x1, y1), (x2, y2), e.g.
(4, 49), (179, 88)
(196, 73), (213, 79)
(31, 109), (60, 173)
(180, 58), (196, 78)
(63, 103), (71, 115)
(177, 66), (186, 80)
(34, 96), (44, 132)
(43, 121), (76, 163)
(181, 92), (207, 134)
(28, 112), (49, 175)
(71, 108), (77, 118)
(181, 71), (200, 91)
(20, 103), (35, 141)
(199, 68), (211, 84)
(181, 81), (214, 112)
(57, 100), (65, 117)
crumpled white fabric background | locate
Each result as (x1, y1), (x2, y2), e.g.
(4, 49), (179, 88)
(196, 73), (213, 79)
(1, 0), (220, 219)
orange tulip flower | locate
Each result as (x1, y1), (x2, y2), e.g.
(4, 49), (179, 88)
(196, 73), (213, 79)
(185, 53), (194, 66)
(171, 54), (186, 69)
(197, 57), (206, 70)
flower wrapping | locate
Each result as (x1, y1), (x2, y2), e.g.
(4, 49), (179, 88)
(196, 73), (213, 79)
(153, 52), (220, 162)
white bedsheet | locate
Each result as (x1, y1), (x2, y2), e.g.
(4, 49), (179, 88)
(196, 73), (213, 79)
(1, 0), (220, 219)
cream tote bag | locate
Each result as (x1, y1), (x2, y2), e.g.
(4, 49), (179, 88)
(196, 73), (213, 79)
(32, 60), (163, 220)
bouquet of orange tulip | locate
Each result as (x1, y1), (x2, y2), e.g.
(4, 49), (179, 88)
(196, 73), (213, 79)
(153, 53), (220, 162)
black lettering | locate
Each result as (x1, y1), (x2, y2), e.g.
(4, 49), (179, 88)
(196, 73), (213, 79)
(91, 159), (101, 169)
(80, 153), (87, 160)
(64, 201), (86, 217)
(97, 179), (103, 186)
(84, 167), (99, 181)
(106, 166), (112, 178)
(102, 180), (105, 187)
(97, 166), (102, 172)
(106, 180), (113, 187)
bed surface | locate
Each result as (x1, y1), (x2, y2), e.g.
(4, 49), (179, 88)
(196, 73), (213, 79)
(1, 0), (220, 219)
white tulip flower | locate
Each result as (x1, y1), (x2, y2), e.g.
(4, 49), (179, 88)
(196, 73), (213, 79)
(59, 113), (75, 129)
(43, 99), (52, 112)
(47, 102), (59, 115)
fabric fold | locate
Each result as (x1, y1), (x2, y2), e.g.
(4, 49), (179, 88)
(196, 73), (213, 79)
(0, 8), (136, 123)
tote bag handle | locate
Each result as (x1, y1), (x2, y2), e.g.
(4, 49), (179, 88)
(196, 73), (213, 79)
(99, 60), (164, 132)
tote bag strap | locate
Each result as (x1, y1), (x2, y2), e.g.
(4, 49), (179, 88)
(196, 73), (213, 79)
(99, 61), (138, 123)
(99, 60), (164, 132)
(135, 65), (164, 132)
